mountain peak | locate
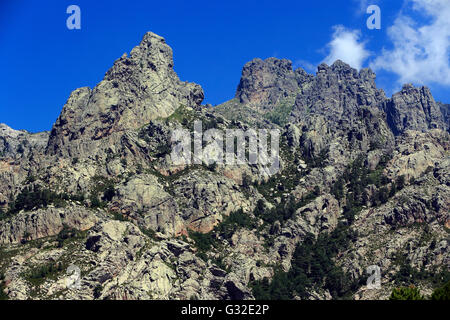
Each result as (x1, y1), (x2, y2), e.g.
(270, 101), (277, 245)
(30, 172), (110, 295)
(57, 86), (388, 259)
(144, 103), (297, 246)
(129, 31), (173, 68)
(46, 31), (203, 157)
(384, 82), (446, 134)
(235, 57), (299, 109)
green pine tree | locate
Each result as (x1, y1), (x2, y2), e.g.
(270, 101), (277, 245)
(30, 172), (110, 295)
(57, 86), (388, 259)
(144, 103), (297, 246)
(389, 285), (425, 300)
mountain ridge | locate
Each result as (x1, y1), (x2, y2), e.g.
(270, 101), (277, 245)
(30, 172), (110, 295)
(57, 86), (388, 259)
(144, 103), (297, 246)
(0, 31), (448, 301)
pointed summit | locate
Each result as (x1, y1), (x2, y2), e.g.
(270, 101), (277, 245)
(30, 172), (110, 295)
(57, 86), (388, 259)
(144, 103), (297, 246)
(383, 84), (446, 135)
(235, 57), (301, 111)
(46, 32), (204, 157)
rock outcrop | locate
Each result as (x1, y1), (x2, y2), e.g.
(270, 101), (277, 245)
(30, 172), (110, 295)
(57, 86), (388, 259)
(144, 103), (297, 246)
(236, 58), (307, 112)
(291, 60), (386, 123)
(0, 124), (49, 159)
(0, 31), (449, 301)
(46, 32), (204, 158)
(385, 129), (449, 182)
(438, 102), (450, 132)
(0, 204), (97, 244)
(383, 84), (446, 135)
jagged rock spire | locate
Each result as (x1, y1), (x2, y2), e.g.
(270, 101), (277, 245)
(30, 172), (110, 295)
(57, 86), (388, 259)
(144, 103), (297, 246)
(46, 32), (204, 157)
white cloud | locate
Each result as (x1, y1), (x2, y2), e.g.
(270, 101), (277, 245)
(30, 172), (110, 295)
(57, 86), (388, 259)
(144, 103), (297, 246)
(354, 0), (370, 14)
(293, 59), (316, 73)
(324, 26), (370, 70)
(371, 0), (450, 86)
(355, 0), (381, 15)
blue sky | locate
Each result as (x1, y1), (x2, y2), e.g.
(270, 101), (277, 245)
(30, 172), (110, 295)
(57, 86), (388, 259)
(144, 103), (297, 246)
(1, 0), (449, 132)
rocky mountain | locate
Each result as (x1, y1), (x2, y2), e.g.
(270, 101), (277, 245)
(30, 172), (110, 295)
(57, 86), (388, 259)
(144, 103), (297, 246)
(438, 102), (450, 132)
(383, 84), (447, 135)
(0, 124), (49, 159)
(46, 32), (204, 158)
(0, 32), (448, 300)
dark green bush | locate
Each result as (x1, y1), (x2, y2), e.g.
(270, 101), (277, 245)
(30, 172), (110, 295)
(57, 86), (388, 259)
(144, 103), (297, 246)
(26, 261), (64, 286)
(389, 286), (425, 300)
(431, 280), (450, 300)
(189, 209), (257, 262)
(8, 185), (66, 214)
(0, 273), (8, 300)
(56, 225), (80, 248)
(215, 209), (257, 239)
(189, 230), (217, 255)
(89, 176), (116, 208)
(254, 189), (319, 226)
(93, 285), (103, 299)
(102, 185), (116, 202)
(251, 224), (358, 300)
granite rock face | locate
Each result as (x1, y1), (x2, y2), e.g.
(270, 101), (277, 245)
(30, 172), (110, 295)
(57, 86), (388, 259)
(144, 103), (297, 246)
(0, 204), (97, 244)
(383, 84), (446, 135)
(232, 59), (394, 161)
(236, 58), (306, 112)
(385, 129), (449, 182)
(0, 32), (449, 301)
(0, 124), (48, 159)
(438, 102), (450, 132)
(0, 124), (49, 212)
(46, 32), (204, 158)
(291, 61), (386, 123)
